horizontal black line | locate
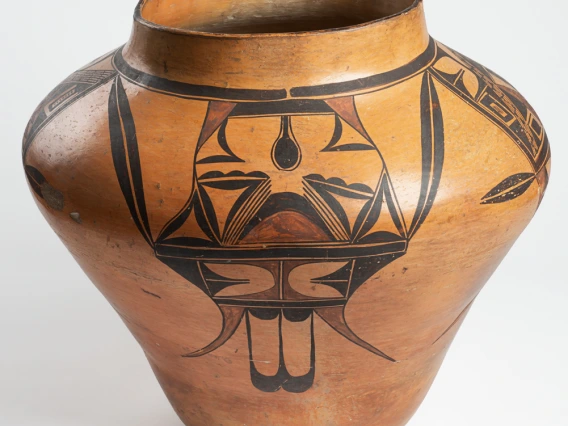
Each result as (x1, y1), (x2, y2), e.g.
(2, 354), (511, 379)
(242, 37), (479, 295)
(155, 241), (408, 261)
(113, 47), (288, 101)
(215, 300), (346, 308)
(231, 99), (333, 116)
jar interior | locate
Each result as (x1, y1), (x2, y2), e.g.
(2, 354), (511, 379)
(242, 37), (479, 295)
(140, 0), (417, 34)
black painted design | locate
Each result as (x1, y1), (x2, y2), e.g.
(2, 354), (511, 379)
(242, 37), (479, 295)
(271, 116), (302, 171)
(196, 121), (245, 164)
(108, 69), (446, 393)
(410, 73), (445, 238)
(430, 42), (550, 175)
(24, 165), (65, 211)
(481, 173), (536, 204)
(433, 299), (476, 345)
(23, 51), (118, 158)
(321, 115), (375, 152)
(25, 165), (47, 199)
(246, 310), (316, 393)
(426, 42), (550, 205)
(111, 38), (437, 101)
(109, 77), (154, 247)
(290, 38), (437, 98)
(112, 47), (288, 102)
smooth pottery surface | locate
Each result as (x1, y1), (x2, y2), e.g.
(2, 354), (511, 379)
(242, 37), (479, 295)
(23, 0), (551, 424)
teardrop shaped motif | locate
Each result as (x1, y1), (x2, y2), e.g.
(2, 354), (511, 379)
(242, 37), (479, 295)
(271, 116), (302, 171)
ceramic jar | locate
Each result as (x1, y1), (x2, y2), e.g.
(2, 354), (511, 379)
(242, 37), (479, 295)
(23, 0), (551, 424)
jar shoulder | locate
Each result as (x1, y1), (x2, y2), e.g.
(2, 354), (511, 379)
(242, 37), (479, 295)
(23, 41), (551, 228)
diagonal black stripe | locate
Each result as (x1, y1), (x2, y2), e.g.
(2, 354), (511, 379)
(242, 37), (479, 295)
(290, 37), (436, 98)
(116, 77), (153, 243)
(109, 77), (153, 248)
(410, 72), (434, 235)
(410, 72), (445, 238)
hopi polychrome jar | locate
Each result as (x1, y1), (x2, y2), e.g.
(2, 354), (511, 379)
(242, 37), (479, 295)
(23, 0), (551, 424)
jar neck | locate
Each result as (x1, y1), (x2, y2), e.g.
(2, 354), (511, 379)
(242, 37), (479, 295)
(121, 0), (430, 97)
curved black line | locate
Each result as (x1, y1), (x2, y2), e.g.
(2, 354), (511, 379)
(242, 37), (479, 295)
(290, 37), (436, 97)
(315, 308), (396, 362)
(182, 307), (245, 357)
(113, 47), (288, 101)
(109, 77), (154, 247)
(433, 299), (476, 344)
(409, 72), (444, 238)
(23, 68), (117, 159)
(112, 38), (436, 101)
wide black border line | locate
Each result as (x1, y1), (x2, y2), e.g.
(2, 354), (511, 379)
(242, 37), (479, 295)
(112, 47), (288, 101)
(290, 37), (436, 97)
(112, 37), (436, 102)
(155, 240), (408, 261)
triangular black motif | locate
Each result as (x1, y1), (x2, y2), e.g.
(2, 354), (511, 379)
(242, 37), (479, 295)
(197, 171), (271, 244)
(197, 121), (245, 164)
(311, 261), (352, 297)
(321, 115), (376, 152)
(303, 175), (375, 239)
(353, 175), (406, 242)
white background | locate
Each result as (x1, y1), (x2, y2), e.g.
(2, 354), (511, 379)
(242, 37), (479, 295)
(0, 1), (566, 425)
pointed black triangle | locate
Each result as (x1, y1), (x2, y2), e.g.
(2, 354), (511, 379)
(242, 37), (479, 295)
(197, 121), (245, 164)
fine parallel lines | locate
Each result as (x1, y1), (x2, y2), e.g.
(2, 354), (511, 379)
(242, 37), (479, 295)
(303, 183), (349, 241)
(224, 181), (272, 245)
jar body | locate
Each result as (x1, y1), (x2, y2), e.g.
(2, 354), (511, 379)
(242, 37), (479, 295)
(23, 3), (550, 425)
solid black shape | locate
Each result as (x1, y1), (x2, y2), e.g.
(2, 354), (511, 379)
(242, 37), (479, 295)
(481, 173), (536, 204)
(246, 311), (315, 393)
(158, 257), (209, 294)
(216, 299), (346, 309)
(155, 239), (408, 262)
(249, 308), (280, 320)
(272, 116), (302, 171)
(231, 100), (334, 117)
(409, 72), (445, 238)
(290, 37), (436, 97)
(531, 118), (543, 136)
(283, 309), (313, 322)
(196, 121), (245, 164)
(108, 77), (154, 247)
(311, 262), (352, 297)
(348, 253), (405, 297)
(24, 165), (47, 198)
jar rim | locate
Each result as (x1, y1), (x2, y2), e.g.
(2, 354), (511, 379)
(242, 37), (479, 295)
(135, 0), (422, 39)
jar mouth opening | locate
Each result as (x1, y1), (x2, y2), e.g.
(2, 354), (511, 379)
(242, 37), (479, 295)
(136, 0), (420, 37)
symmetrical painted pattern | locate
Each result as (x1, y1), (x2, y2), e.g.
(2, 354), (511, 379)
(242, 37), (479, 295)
(23, 38), (549, 393)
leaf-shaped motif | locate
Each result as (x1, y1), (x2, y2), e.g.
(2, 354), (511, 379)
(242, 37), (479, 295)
(25, 165), (65, 211)
(25, 165), (47, 198)
(481, 173), (536, 204)
(108, 77), (154, 247)
(409, 72), (445, 238)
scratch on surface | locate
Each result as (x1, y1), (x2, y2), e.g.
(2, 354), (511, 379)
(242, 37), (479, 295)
(142, 288), (162, 299)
